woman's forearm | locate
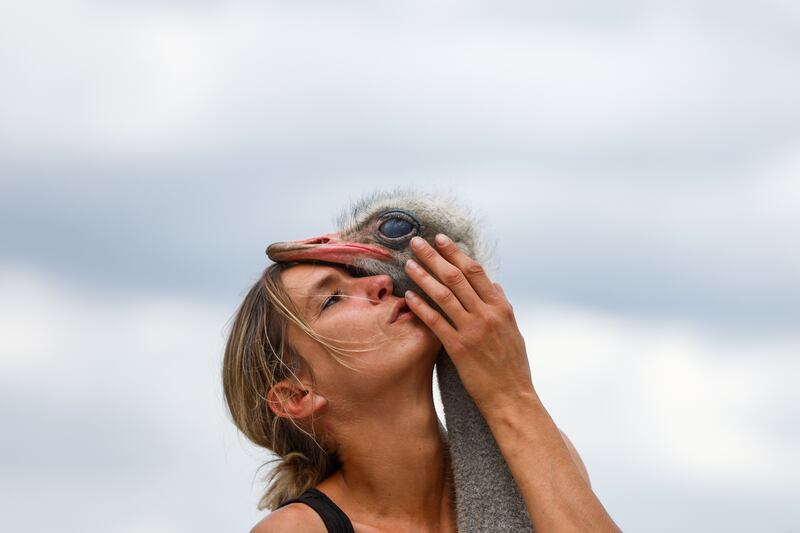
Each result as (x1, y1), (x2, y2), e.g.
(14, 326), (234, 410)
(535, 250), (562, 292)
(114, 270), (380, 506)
(481, 391), (621, 533)
(399, 236), (620, 530)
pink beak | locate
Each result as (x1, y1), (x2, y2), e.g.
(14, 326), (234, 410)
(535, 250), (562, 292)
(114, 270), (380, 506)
(266, 232), (394, 265)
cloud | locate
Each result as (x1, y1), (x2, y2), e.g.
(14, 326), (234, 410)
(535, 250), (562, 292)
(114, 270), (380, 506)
(515, 302), (799, 488)
(0, 265), (272, 532)
(1, 1), (798, 337)
(513, 301), (799, 531)
(2, 266), (797, 532)
(1, 143), (798, 334)
(1, 1), (798, 532)
(1, 1), (797, 158)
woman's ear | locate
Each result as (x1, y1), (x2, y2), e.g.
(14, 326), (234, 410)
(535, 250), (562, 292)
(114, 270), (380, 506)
(267, 380), (328, 420)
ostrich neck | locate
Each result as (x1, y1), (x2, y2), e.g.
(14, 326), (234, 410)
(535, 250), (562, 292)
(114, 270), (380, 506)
(436, 350), (535, 533)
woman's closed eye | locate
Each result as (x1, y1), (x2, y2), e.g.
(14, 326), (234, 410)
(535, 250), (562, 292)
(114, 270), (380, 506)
(322, 289), (344, 310)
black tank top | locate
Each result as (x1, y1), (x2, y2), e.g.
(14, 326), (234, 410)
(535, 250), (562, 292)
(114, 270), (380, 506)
(278, 487), (355, 533)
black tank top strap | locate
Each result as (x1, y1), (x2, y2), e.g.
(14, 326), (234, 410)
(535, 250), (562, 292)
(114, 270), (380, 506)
(278, 487), (355, 533)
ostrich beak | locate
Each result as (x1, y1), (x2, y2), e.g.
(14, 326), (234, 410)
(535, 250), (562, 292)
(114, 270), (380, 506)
(266, 232), (394, 265)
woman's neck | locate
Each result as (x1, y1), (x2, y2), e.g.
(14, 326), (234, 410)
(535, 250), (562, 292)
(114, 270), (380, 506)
(319, 386), (456, 532)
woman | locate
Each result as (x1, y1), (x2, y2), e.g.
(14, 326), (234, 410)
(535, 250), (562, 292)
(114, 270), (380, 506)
(223, 233), (621, 532)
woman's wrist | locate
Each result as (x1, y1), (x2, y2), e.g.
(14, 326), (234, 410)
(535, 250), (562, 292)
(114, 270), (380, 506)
(477, 386), (545, 428)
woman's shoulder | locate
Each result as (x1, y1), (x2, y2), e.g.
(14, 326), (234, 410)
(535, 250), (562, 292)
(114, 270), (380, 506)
(250, 502), (327, 533)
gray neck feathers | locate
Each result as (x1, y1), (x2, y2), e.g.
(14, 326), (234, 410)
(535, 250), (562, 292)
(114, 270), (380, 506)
(437, 351), (534, 532)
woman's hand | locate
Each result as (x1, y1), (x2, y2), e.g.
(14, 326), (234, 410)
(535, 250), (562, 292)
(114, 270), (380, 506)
(403, 234), (537, 414)
(405, 234), (623, 532)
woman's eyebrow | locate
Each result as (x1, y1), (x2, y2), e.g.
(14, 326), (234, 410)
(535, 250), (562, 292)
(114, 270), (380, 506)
(302, 271), (339, 312)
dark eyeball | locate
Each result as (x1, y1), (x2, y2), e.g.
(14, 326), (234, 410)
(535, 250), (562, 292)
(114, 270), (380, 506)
(379, 217), (414, 238)
(374, 210), (423, 249)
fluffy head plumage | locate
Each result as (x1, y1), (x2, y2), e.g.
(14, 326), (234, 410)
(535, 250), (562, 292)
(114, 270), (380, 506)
(334, 188), (496, 301)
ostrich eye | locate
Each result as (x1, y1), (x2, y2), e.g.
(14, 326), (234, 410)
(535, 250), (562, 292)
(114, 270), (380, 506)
(379, 217), (414, 238)
(374, 209), (423, 249)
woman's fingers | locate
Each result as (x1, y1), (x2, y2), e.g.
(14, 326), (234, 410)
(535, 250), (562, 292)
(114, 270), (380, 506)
(403, 289), (461, 348)
(432, 234), (502, 306)
(404, 258), (470, 325)
(405, 237), (535, 412)
(408, 236), (483, 313)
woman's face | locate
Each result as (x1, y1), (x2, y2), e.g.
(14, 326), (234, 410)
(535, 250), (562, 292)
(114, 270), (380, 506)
(280, 263), (441, 404)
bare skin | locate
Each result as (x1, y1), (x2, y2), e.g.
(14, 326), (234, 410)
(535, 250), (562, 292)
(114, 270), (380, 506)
(253, 234), (619, 533)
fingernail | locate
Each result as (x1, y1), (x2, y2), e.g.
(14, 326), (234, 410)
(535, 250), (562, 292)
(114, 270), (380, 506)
(405, 290), (417, 299)
(406, 259), (419, 269)
(410, 236), (424, 249)
(435, 234), (450, 246)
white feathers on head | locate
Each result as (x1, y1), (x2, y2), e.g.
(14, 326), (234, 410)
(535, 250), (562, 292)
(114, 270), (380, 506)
(334, 187), (497, 276)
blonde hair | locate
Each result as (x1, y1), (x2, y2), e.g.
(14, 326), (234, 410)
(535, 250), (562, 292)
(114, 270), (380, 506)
(222, 262), (368, 510)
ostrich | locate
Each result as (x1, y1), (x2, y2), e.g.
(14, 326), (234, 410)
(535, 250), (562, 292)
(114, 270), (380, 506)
(267, 189), (534, 533)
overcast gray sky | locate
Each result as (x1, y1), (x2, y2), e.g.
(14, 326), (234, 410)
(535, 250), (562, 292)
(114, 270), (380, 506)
(1, 1), (798, 532)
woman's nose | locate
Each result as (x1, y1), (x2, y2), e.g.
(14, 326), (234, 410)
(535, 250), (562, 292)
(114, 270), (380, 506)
(363, 274), (393, 303)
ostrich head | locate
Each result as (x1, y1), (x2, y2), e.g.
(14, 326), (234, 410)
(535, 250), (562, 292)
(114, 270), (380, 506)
(266, 190), (493, 305)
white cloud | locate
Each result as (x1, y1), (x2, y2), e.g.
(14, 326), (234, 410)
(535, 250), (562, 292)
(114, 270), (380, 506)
(1, 1), (797, 156)
(516, 301), (799, 493)
(1, 2), (798, 530)
(1, 265), (797, 532)
(0, 263), (266, 531)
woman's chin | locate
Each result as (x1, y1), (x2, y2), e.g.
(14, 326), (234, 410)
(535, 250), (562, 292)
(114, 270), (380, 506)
(397, 330), (439, 359)
(419, 332), (443, 361)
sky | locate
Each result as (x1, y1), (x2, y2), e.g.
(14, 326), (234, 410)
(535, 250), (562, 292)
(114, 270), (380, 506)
(1, 1), (798, 532)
